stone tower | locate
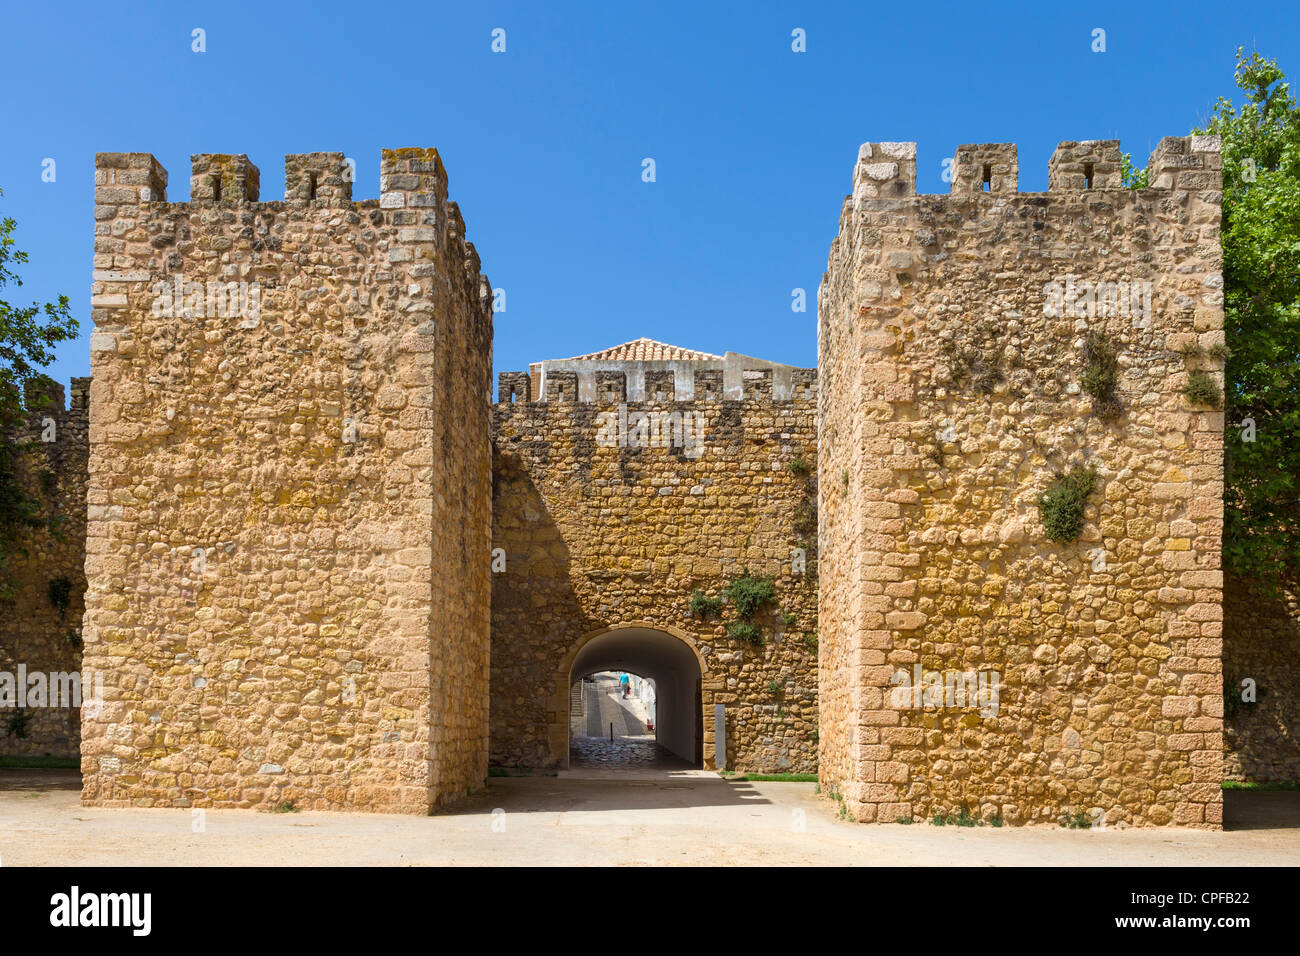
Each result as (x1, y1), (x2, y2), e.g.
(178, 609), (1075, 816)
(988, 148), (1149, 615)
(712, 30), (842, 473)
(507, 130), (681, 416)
(81, 149), (493, 812)
(818, 137), (1226, 827)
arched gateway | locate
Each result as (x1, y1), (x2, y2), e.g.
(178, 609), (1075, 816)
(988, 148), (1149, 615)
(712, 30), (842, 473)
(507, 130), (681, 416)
(558, 623), (705, 768)
(488, 338), (821, 775)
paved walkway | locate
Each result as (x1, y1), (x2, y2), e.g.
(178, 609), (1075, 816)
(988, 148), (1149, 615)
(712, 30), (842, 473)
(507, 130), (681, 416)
(569, 737), (694, 772)
(1, 769), (1297, 866)
(581, 678), (649, 738)
(568, 676), (684, 774)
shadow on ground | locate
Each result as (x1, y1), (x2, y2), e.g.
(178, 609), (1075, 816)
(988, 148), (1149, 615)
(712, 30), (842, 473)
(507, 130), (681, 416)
(1223, 789), (1300, 830)
(449, 774), (776, 815)
(568, 736), (695, 771)
(0, 769), (80, 792)
(7, 767), (1294, 829)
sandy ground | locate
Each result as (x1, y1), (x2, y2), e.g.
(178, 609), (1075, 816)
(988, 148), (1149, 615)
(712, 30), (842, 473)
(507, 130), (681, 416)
(1, 768), (1297, 866)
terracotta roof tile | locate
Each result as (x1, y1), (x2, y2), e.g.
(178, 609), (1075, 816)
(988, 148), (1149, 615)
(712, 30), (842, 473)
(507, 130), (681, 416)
(553, 337), (722, 363)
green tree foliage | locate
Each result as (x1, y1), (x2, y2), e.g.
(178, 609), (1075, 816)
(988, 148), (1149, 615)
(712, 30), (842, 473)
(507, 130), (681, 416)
(1120, 152), (1149, 189)
(1195, 50), (1300, 590)
(0, 187), (79, 597)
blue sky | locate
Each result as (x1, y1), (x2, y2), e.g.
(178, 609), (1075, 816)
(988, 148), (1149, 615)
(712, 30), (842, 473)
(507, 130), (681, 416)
(1, 0), (1297, 390)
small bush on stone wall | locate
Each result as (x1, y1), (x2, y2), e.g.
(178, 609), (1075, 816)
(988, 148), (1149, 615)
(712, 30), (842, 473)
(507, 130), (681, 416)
(1082, 332), (1121, 419)
(1038, 466), (1100, 543)
(1060, 809), (1092, 829)
(1184, 370), (1222, 408)
(689, 589), (721, 619)
(47, 575), (72, 617)
(726, 620), (763, 645)
(715, 572), (779, 646)
(793, 498), (817, 538)
(931, 805), (984, 827)
(725, 573), (775, 619)
(4, 708), (31, 739)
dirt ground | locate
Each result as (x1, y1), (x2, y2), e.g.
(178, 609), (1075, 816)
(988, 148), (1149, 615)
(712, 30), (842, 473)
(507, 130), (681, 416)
(1, 768), (1297, 866)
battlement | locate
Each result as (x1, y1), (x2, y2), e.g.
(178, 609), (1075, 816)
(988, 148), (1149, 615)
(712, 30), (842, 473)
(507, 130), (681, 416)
(91, 148), (492, 339)
(496, 366), (817, 405)
(19, 376), (91, 416)
(83, 147), (495, 814)
(849, 135), (1221, 201)
(92, 147), (474, 219)
(819, 129), (1224, 829)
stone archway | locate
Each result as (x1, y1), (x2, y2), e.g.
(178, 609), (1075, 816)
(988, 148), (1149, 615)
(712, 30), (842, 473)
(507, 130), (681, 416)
(552, 622), (707, 769)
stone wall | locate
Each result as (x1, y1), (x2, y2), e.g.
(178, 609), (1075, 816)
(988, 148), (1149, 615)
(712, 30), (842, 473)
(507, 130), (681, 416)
(1224, 573), (1300, 781)
(818, 137), (1226, 827)
(490, 368), (819, 771)
(0, 378), (89, 758)
(80, 149), (492, 812)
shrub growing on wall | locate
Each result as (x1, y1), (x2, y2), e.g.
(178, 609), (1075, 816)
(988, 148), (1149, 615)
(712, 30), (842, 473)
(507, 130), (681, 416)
(1038, 466), (1100, 543)
(725, 573), (775, 619)
(1081, 332), (1121, 419)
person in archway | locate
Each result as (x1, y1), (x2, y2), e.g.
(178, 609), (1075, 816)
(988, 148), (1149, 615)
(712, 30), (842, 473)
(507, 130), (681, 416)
(620, 672), (631, 698)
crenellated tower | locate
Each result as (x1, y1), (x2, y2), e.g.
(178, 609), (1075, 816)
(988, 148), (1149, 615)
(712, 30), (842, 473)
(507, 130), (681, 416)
(818, 136), (1225, 827)
(81, 149), (493, 813)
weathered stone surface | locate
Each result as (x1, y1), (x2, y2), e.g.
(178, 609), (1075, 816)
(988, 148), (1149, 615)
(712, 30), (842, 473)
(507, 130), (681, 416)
(78, 149), (493, 814)
(0, 379), (90, 759)
(817, 137), (1225, 828)
(490, 362), (819, 773)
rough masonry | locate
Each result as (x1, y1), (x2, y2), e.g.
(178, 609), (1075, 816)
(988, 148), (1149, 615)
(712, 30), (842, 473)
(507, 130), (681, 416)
(0, 133), (1290, 824)
(79, 149), (493, 812)
(491, 340), (819, 772)
(0, 377), (89, 758)
(818, 137), (1227, 827)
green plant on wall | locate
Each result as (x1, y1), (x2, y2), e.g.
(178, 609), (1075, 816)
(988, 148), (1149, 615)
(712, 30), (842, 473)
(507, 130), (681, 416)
(725, 573), (775, 619)
(788, 449), (818, 590)
(689, 589), (721, 619)
(1184, 369), (1222, 408)
(726, 620), (763, 646)
(5, 707), (31, 739)
(723, 571), (775, 646)
(1081, 331), (1121, 419)
(1038, 466), (1100, 543)
(47, 575), (72, 617)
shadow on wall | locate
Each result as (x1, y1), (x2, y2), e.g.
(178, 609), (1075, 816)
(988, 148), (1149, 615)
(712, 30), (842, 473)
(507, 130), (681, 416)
(489, 446), (710, 771)
(489, 450), (596, 767)
(1223, 573), (1300, 783)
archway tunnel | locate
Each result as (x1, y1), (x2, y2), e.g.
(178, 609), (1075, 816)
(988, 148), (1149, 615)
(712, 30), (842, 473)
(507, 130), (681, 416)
(567, 626), (702, 768)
